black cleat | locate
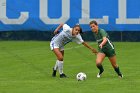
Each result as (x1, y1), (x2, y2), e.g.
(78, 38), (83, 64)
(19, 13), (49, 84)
(52, 68), (57, 77)
(60, 73), (67, 78)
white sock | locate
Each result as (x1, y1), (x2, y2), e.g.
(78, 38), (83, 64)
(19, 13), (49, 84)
(54, 60), (58, 70)
(57, 61), (64, 74)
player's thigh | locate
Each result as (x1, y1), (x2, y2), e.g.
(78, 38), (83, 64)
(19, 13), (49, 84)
(53, 48), (63, 60)
(96, 52), (106, 64)
(60, 50), (64, 57)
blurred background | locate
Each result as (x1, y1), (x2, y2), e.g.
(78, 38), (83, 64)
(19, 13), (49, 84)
(0, 0), (140, 41)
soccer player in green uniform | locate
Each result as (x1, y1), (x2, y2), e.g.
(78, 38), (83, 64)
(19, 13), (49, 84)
(89, 20), (123, 78)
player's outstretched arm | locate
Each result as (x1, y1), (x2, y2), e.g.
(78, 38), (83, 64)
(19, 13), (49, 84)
(54, 23), (64, 35)
(82, 42), (98, 54)
(99, 37), (107, 48)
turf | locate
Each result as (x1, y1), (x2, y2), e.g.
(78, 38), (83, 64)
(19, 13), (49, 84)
(0, 41), (139, 93)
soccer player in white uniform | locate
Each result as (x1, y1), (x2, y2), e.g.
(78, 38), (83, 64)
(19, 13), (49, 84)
(50, 23), (97, 78)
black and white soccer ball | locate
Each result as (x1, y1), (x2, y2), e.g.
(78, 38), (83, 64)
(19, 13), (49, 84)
(76, 72), (87, 81)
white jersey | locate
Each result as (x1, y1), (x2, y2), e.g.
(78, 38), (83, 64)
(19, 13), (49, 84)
(50, 24), (84, 50)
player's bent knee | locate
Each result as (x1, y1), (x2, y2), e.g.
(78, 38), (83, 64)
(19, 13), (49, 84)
(96, 62), (102, 66)
(57, 56), (63, 61)
(112, 64), (118, 68)
(96, 59), (102, 65)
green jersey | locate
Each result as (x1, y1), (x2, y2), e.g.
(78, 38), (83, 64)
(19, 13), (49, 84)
(93, 28), (115, 57)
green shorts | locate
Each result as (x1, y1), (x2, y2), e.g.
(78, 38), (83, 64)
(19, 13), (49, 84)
(98, 46), (116, 57)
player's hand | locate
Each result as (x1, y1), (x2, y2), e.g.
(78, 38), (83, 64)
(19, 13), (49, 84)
(91, 48), (98, 55)
(54, 30), (58, 35)
(99, 44), (103, 49)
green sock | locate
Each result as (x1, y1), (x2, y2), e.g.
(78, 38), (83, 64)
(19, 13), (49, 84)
(97, 65), (104, 75)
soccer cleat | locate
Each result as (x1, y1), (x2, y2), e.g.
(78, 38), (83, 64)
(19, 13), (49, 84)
(97, 70), (104, 78)
(118, 74), (123, 78)
(60, 73), (67, 78)
(97, 73), (101, 78)
(52, 68), (57, 77)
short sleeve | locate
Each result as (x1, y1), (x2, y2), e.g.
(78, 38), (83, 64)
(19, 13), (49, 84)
(63, 24), (71, 32)
(73, 34), (84, 44)
(100, 29), (107, 37)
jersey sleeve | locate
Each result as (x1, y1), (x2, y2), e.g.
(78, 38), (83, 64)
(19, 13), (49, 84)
(63, 24), (71, 32)
(73, 34), (84, 44)
(100, 29), (107, 37)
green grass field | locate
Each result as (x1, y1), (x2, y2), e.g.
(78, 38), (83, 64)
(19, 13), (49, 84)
(0, 41), (139, 93)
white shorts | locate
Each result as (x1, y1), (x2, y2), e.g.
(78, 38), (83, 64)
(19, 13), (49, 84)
(50, 42), (64, 51)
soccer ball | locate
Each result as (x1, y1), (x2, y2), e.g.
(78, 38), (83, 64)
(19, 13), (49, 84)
(76, 72), (87, 81)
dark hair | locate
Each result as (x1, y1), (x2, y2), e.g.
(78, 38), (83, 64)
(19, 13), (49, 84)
(89, 20), (98, 26)
(73, 24), (83, 34)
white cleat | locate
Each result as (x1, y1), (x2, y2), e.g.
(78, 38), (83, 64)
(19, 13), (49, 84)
(118, 74), (123, 78)
(97, 73), (101, 78)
